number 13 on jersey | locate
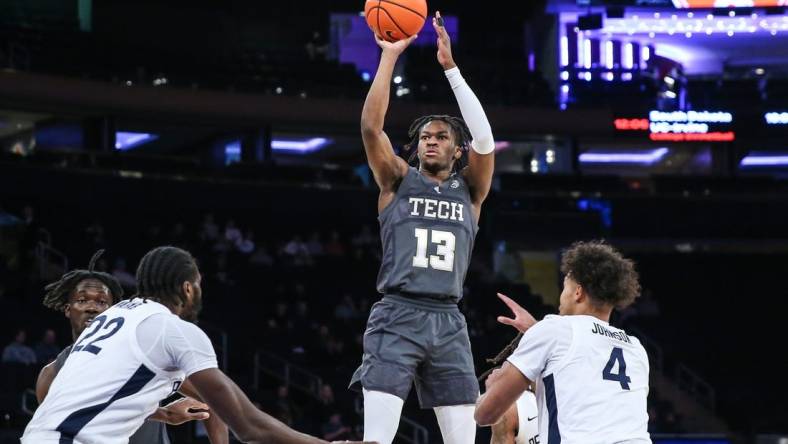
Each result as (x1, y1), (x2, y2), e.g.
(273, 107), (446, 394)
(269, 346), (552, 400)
(412, 228), (456, 272)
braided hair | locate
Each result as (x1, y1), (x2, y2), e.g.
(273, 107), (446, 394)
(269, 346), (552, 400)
(478, 332), (524, 382)
(135, 246), (198, 307)
(42, 249), (124, 311)
(405, 115), (472, 173)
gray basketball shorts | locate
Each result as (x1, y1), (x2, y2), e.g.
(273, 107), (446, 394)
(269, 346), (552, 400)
(349, 294), (480, 408)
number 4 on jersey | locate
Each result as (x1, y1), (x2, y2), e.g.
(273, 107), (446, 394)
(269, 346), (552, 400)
(602, 346), (631, 390)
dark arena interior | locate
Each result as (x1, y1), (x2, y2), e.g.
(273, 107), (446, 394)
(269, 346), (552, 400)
(0, 0), (787, 443)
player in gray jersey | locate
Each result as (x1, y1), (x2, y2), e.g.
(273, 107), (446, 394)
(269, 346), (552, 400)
(350, 11), (495, 444)
(34, 250), (229, 444)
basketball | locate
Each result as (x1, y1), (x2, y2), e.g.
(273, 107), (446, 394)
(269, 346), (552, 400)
(364, 0), (428, 42)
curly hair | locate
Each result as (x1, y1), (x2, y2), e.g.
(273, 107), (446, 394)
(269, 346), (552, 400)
(42, 249), (124, 311)
(560, 240), (641, 309)
(404, 114), (471, 173)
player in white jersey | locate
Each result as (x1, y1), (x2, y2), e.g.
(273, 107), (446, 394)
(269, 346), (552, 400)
(479, 334), (539, 444)
(23, 245), (372, 444)
(33, 249), (228, 443)
(475, 241), (651, 444)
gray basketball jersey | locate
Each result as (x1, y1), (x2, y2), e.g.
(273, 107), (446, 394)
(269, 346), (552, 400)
(376, 167), (478, 302)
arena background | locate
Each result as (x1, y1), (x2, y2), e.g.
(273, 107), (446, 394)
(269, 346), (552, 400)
(0, 0), (786, 443)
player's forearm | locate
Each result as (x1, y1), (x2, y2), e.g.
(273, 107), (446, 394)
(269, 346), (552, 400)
(238, 411), (326, 444)
(489, 406), (515, 444)
(361, 52), (399, 134)
(445, 68), (494, 154)
(204, 410), (230, 444)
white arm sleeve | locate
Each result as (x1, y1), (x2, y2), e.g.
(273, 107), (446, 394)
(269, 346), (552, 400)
(137, 314), (218, 377)
(506, 315), (571, 381)
(445, 67), (495, 155)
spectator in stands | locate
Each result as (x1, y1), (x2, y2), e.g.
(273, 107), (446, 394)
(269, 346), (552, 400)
(111, 257), (137, 288)
(19, 204), (40, 274)
(2, 329), (37, 365)
(34, 328), (60, 364)
(274, 385), (300, 426)
(85, 220), (106, 250)
(200, 213), (220, 242)
(305, 31), (328, 61)
(324, 231), (346, 257)
(282, 235), (312, 266)
(237, 230), (256, 254)
(334, 294), (358, 321)
(224, 219), (242, 244)
(249, 244), (274, 268)
(171, 222), (188, 247)
(306, 232), (324, 257)
(351, 225), (376, 249)
(321, 413), (352, 441)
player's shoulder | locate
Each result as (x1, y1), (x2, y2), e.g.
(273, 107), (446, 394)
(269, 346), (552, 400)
(166, 316), (212, 345)
(539, 314), (571, 329)
(522, 315), (571, 340)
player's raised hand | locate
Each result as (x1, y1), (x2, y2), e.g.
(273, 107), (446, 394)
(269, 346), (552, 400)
(161, 397), (210, 425)
(496, 293), (538, 333)
(433, 11), (456, 70)
(374, 32), (418, 56)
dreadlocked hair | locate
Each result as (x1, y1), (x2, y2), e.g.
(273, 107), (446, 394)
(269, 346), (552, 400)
(478, 332), (524, 382)
(135, 246), (198, 308)
(42, 249), (124, 311)
(405, 115), (472, 173)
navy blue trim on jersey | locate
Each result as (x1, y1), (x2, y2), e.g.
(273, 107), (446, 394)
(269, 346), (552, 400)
(544, 374), (561, 444)
(56, 364), (156, 444)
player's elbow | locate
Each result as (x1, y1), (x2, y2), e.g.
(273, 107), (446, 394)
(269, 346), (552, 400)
(233, 425), (266, 443)
(360, 120), (381, 137)
(474, 405), (499, 426)
(472, 136), (495, 155)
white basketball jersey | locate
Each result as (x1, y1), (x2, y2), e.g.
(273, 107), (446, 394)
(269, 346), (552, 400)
(22, 299), (186, 444)
(514, 391), (540, 444)
(508, 315), (651, 444)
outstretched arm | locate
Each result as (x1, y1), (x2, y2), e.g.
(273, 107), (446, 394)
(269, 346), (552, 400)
(433, 11), (495, 211)
(180, 378), (230, 444)
(189, 368), (323, 444)
(189, 368), (374, 444)
(490, 404), (518, 444)
(475, 363), (531, 426)
(361, 33), (415, 207)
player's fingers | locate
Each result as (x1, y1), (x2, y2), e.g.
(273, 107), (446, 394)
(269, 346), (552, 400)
(497, 315), (517, 326)
(497, 293), (519, 312)
(188, 400), (209, 411)
(191, 411), (210, 420)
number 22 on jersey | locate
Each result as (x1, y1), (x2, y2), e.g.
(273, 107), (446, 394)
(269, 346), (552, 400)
(73, 314), (125, 355)
(412, 228), (456, 272)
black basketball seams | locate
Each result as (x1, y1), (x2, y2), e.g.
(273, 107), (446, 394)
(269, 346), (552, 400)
(378, 0), (426, 20)
(368, 5), (413, 40)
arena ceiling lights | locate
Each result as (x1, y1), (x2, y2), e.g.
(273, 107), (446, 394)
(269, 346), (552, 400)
(115, 132), (159, 151)
(598, 13), (788, 37)
(579, 147), (670, 164)
(740, 152), (788, 166)
(672, 0), (785, 8)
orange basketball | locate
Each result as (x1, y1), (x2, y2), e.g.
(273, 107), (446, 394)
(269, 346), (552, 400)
(364, 0), (428, 42)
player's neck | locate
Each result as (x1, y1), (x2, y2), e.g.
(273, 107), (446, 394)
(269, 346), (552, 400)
(419, 167), (453, 184)
(576, 306), (612, 323)
(149, 297), (181, 316)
